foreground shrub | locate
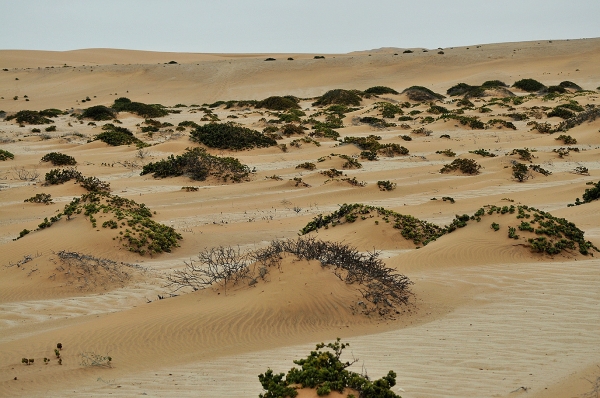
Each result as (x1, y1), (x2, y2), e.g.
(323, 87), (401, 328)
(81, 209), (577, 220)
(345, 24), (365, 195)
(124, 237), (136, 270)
(111, 97), (168, 118)
(24, 193), (53, 205)
(555, 135), (577, 145)
(513, 78), (545, 92)
(44, 167), (82, 185)
(512, 162), (529, 182)
(259, 339), (401, 398)
(570, 181), (600, 207)
(6, 110), (53, 125)
(41, 152), (77, 166)
(81, 105), (116, 121)
(377, 180), (396, 191)
(440, 158), (481, 174)
(547, 106), (575, 119)
(190, 122), (277, 150)
(343, 135), (408, 158)
(140, 147), (250, 182)
(554, 107), (600, 132)
(94, 124), (148, 147)
(312, 89), (362, 107)
(364, 86), (399, 95)
(256, 96), (300, 111)
(401, 86), (445, 101)
(0, 149), (14, 161)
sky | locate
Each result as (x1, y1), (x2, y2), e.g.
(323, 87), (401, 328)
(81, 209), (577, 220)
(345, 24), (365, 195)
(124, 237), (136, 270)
(1, 0), (599, 53)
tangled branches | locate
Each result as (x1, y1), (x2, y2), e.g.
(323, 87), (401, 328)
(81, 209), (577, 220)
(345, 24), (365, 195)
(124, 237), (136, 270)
(166, 237), (413, 315)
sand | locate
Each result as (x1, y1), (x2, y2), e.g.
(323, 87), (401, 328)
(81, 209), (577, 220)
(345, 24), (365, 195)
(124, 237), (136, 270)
(1, 38), (599, 397)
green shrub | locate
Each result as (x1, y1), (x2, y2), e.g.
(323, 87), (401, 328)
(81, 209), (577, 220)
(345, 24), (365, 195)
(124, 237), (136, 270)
(141, 147), (250, 182)
(44, 167), (82, 185)
(95, 124), (148, 147)
(25, 193), (53, 205)
(377, 180), (396, 191)
(436, 149), (456, 157)
(358, 116), (392, 128)
(81, 105), (117, 121)
(256, 96), (300, 111)
(440, 158), (481, 174)
(446, 83), (478, 97)
(529, 164), (552, 176)
(440, 114), (485, 129)
(296, 162), (316, 170)
(41, 152), (77, 166)
(44, 125), (56, 132)
(469, 149), (496, 157)
(0, 149), (14, 161)
(510, 148), (533, 161)
(6, 110), (53, 124)
(312, 89), (362, 107)
(487, 119), (516, 130)
(427, 105), (449, 114)
(364, 86), (399, 95)
(491, 222), (500, 231)
(190, 122), (276, 150)
(281, 123), (305, 136)
(112, 97), (168, 118)
(513, 79), (545, 92)
(481, 80), (508, 88)
(512, 162), (529, 182)
(547, 85), (567, 94)
(555, 135), (577, 145)
(558, 81), (582, 91)
(401, 86), (445, 101)
(403, 49), (413, 53)
(548, 106), (575, 119)
(374, 102), (403, 118)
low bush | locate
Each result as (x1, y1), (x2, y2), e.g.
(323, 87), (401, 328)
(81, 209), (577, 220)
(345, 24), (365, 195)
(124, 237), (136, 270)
(570, 181), (600, 206)
(446, 83), (479, 97)
(312, 89), (362, 107)
(0, 149), (14, 161)
(481, 80), (508, 88)
(258, 339), (401, 398)
(401, 86), (445, 101)
(548, 106), (575, 119)
(6, 110), (53, 125)
(558, 81), (582, 91)
(487, 119), (516, 130)
(364, 86), (399, 95)
(45, 125), (56, 132)
(427, 105), (449, 114)
(377, 180), (396, 191)
(436, 149), (456, 157)
(374, 102), (403, 118)
(24, 193), (53, 205)
(513, 78), (545, 92)
(95, 124), (149, 147)
(41, 152), (77, 166)
(469, 149), (496, 157)
(512, 162), (529, 182)
(140, 147), (250, 182)
(529, 164), (552, 176)
(112, 97), (168, 118)
(555, 134), (577, 145)
(256, 96), (300, 111)
(343, 136), (408, 157)
(44, 167), (82, 185)
(81, 105), (116, 121)
(554, 107), (600, 132)
(440, 114), (485, 129)
(510, 148), (533, 161)
(547, 85), (567, 94)
(190, 122), (277, 150)
(296, 162), (316, 170)
(440, 158), (481, 174)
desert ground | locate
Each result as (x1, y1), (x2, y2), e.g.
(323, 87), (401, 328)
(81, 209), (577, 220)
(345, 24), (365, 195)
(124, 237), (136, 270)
(1, 38), (599, 397)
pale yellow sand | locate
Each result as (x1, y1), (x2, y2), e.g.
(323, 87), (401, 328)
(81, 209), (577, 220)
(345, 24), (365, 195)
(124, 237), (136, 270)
(1, 38), (599, 397)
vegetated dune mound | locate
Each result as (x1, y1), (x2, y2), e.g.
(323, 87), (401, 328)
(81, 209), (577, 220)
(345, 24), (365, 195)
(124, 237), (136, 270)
(401, 86), (445, 101)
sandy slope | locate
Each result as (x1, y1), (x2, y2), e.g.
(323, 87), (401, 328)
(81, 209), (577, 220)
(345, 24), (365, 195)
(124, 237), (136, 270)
(1, 39), (600, 397)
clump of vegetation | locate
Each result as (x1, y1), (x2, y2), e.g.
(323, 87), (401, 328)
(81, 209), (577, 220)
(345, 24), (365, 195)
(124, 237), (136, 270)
(112, 97), (168, 118)
(510, 148), (533, 162)
(256, 96), (300, 111)
(190, 122), (277, 150)
(558, 81), (582, 91)
(181, 186), (199, 192)
(512, 162), (530, 182)
(469, 149), (496, 157)
(343, 136), (408, 158)
(95, 124), (149, 147)
(320, 169), (343, 178)
(513, 78), (546, 92)
(81, 105), (117, 121)
(0, 149), (14, 161)
(358, 116), (395, 128)
(44, 167), (83, 185)
(45, 125), (56, 132)
(554, 107), (600, 132)
(313, 89), (362, 107)
(440, 158), (481, 175)
(555, 134), (577, 145)
(436, 149), (456, 157)
(399, 135), (412, 141)
(569, 181), (600, 207)
(440, 114), (485, 129)
(527, 121), (553, 134)
(24, 193), (53, 205)
(6, 110), (54, 125)
(401, 86), (445, 101)
(411, 127), (432, 136)
(141, 147), (250, 182)
(301, 203), (446, 246)
(446, 83), (484, 98)
(377, 180), (396, 191)
(364, 86), (399, 95)
(487, 119), (516, 130)
(41, 152), (77, 166)
(296, 162), (316, 171)
(548, 106), (576, 119)
(529, 164), (552, 176)
(258, 339), (401, 398)
(427, 105), (449, 114)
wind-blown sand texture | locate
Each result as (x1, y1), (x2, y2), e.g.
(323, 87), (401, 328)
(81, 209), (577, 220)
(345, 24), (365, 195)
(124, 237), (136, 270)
(1, 38), (599, 397)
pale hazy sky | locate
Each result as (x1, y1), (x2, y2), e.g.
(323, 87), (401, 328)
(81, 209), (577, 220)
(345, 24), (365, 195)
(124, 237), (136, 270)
(1, 0), (598, 53)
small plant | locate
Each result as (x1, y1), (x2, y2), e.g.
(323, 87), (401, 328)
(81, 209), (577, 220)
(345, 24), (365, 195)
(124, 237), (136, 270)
(491, 222), (500, 231)
(440, 158), (481, 175)
(436, 149), (456, 157)
(24, 193), (53, 205)
(44, 125), (56, 132)
(295, 162), (316, 171)
(399, 135), (412, 141)
(529, 164), (552, 176)
(364, 86), (399, 95)
(41, 152), (77, 166)
(182, 186), (199, 192)
(508, 226), (519, 239)
(442, 196), (455, 203)
(95, 124), (149, 147)
(54, 349), (61, 358)
(0, 149), (14, 161)
(573, 166), (589, 176)
(469, 149), (496, 157)
(513, 78), (545, 92)
(377, 180), (396, 191)
(555, 135), (577, 145)
(512, 162), (529, 182)
(401, 86), (445, 101)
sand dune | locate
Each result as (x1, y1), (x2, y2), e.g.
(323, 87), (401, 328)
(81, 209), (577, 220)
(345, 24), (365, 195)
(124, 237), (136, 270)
(1, 39), (600, 397)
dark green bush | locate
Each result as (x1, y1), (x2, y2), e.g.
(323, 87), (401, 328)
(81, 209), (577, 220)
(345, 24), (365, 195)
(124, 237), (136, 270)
(440, 158), (481, 174)
(469, 149), (496, 157)
(140, 147), (250, 182)
(403, 50), (413, 53)
(44, 167), (82, 185)
(558, 81), (582, 90)
(548, 106), (575, 119)
(45, 125), (56, 132)
(364, 86), (399, 95)
(112, 97), (168, 118)
(81, 105), (117, 121)
(513, 79), (545, 92)
(547, 85), (567, 94)
(481, 80), (508, 88)
(256, 96), (300, 111)
(555, 135), (577, 145)
(427, 105), (449, 114)
(0, 149), (14, 161)
(41, 152), (77, 166)
(190, 122), (277, 150)
(6, 110), (53, 124)
(557, 102), (584, 112)
(296, 162), (316, 171)
(95, 124), (148, 147)
(377, 180), (396, 191)
(313, 89), (362, 107)
(512, 162), (529, 182)
(24, 193), (53, 205)
(441, 114), (485, 129)
(446, 83), (477, 97)
(436, 149), (456, 157)
(401, 86), (445, 101)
